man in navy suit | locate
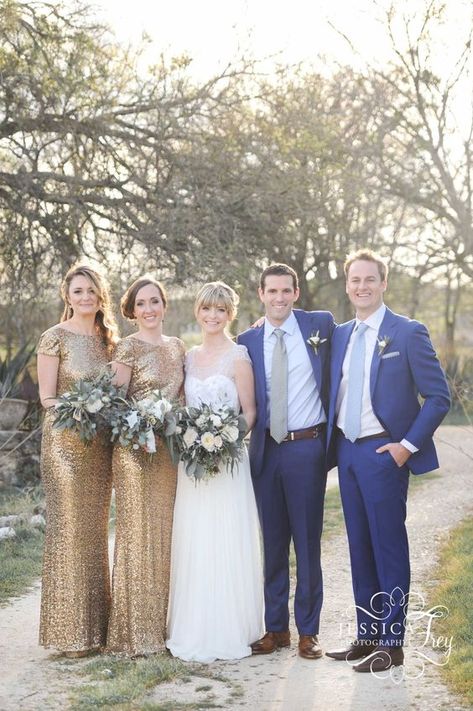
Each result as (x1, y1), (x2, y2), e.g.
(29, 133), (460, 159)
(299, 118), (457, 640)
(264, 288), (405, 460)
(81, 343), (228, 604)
(326, 249), (450, 672)
(238, 263), (334, 659)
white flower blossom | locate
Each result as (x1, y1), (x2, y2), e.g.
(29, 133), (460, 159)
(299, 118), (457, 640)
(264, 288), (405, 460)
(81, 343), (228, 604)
(144, 428), (156, 453)
(85, 395), (105, 413)
(126, 410), (139, 428)
(213, 435), (223, 449)
(201, 431), (216, 451)
(222, 424), (239, 442)
(183, 427), (198, 447)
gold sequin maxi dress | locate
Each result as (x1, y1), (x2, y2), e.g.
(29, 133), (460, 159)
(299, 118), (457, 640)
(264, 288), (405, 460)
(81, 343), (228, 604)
(37, 327), (113, 652)
(106, 336), (185, 655)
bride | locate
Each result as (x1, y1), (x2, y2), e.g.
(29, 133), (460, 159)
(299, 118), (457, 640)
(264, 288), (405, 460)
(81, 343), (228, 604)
(166, 281), (264, 662)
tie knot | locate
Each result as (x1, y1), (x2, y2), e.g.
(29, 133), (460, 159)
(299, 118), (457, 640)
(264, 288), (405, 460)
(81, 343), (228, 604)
(274, 328), (285, 341)
(356, 322), (369, 336)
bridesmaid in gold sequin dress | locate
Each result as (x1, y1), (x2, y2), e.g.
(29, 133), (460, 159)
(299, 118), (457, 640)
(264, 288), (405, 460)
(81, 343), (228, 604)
(37, 265), (118, 657)
(106, 277), (185, 655)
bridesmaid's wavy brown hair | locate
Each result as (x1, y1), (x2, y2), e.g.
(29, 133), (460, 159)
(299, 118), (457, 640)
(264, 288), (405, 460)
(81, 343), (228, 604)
(60, 264), (119, 353)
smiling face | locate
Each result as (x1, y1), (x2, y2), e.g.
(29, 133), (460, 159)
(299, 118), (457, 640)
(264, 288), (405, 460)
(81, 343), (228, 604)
(196, 303), (230, 335)
(67, 275), (100, 317)
(133, 283), (165, 332)
(258, 274), (299, 326)
(345, 259), (387, 318)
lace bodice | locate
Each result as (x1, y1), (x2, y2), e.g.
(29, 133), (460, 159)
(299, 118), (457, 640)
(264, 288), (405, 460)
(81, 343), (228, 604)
(184, 344), (251, 411)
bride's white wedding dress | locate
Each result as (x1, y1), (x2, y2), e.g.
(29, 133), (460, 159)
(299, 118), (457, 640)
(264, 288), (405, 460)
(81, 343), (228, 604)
(166, 344), (264, 663)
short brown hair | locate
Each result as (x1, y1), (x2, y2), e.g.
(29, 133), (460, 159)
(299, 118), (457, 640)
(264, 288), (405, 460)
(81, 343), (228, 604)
(259, 263), (299, 291)
(344, 249), (388, 282)
(194, 281), (239, 321)
(120, 277), (167, 320)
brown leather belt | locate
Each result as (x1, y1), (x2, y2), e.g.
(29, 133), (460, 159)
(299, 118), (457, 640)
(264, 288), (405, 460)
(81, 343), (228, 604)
(267, 424), (326, 442)
(337, 427), (389, 443)
(356, 430), (389, 443)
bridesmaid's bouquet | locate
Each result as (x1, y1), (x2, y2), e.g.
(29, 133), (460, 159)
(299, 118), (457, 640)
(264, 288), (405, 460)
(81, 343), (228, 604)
(52, 368), (125, 442)
(169, 403), (247, 482)
(108, 390), (175, 454)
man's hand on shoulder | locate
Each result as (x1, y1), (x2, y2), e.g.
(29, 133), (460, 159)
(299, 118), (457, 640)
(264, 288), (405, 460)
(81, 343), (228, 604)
(376, 442), (411, 467)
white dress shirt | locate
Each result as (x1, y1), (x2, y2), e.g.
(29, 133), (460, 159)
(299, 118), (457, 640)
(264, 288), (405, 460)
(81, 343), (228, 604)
(263, 311), (326, 430)
(336, 304), (417, 451)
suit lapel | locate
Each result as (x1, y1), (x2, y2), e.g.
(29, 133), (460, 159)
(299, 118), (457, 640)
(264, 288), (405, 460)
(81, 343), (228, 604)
(332, 321), (355, 408)
(369, 307), (398, 398)
(251, 326), (267, 414)
(294, 310), (322, 392)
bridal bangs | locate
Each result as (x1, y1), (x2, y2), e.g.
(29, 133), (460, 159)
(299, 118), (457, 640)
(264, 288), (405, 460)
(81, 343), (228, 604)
(194, 282), (239, 321)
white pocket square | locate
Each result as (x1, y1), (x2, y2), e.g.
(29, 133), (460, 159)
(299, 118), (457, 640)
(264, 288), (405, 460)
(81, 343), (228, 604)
(381, 351), (400, 360)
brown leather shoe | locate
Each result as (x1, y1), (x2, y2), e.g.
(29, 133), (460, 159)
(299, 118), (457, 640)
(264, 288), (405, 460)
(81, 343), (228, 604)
(353, 645), (404, 673)
(325, 639), (379, 661)
(298, 635), (323, 659)
(251, 631), (290, 655)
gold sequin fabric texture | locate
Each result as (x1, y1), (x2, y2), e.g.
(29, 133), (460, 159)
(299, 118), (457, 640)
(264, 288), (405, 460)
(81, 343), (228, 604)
(106, 336), (185, 655)
(37, 327), (113, 652)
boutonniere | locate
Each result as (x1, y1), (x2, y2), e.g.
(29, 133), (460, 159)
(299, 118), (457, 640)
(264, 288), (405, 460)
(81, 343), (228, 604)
(307, 330), (327, 355)
(377, 335), (392, 356)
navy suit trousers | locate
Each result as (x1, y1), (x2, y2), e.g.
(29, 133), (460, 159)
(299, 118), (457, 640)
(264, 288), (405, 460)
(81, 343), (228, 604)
(252, 434), (327, 635)
(337, 434), (410, 646)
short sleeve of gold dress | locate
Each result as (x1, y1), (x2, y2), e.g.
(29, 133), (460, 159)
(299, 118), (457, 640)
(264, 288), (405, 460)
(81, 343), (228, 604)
(37, 327), (113, 653)
(106, 336), (185, 655)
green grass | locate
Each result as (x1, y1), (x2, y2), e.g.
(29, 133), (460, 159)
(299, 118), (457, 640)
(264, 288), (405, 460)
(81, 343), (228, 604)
(323, 485), (344, 540)
(443, 410), (472, 426)
(429, 516), (473, 707)
(322, 469), (439, 540)
(0, 486), (44, 604)
(69, 655), (235, 710)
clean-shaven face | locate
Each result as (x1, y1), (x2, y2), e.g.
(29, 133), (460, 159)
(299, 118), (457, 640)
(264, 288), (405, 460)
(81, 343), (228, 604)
(133, 284), (165, 331)
(68, 275), (99, 316)
(345, 259), (387, 318)
(196, 304), (229, 334)
(259, 274), (299, 326)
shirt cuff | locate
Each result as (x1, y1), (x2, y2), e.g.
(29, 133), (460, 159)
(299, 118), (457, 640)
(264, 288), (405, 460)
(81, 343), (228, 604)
(401, 438), (418, 454)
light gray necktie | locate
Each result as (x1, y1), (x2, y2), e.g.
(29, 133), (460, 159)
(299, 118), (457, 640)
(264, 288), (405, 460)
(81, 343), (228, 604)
(270, 328), (288, 443)
(344, 322), (369, 443)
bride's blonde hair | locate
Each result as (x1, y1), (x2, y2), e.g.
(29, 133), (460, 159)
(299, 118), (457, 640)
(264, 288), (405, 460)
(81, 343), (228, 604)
(194, 281), (239, 322)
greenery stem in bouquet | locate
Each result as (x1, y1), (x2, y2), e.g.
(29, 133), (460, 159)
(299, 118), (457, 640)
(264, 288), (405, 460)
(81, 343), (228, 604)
(108, 390), (176, 456)
(51, 367), (125, 442)
(169, 403), (247, 482)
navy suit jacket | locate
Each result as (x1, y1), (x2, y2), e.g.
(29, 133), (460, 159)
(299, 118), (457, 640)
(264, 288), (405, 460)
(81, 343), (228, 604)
(326, 307), (450, 475)
(238, 308), (334, 478)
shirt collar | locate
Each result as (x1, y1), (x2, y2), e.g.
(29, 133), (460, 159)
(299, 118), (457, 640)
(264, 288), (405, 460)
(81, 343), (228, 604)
(355, 303), (386, 332)
(264, 310), (297, 339)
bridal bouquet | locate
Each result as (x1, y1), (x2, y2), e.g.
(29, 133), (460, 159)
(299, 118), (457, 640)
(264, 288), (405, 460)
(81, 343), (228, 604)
(52, 368), (125, 443)
(108, 390), (175, 455)
(169, 403), (247, 481)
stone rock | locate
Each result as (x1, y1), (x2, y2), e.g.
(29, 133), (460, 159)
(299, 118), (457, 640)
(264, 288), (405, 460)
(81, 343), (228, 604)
(0, 514), (21, 527)
(30, 514), (46, 529)
(0, 427), (41, 487)
(0, 526), (16, 540)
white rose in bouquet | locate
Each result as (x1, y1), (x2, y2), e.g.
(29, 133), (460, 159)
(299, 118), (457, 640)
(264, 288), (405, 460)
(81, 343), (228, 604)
(213, 435), (223, 449)
(183, 427), (198, 447)
(201, 432), (216, 451)
(210, 414), (222, 427)
(85, 390), (105, 413)
(222, 424), (239, 442)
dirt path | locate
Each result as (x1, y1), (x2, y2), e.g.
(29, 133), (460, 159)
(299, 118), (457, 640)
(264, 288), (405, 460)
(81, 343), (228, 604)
(1, 426), (472, 711)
